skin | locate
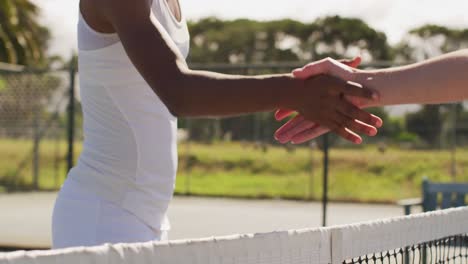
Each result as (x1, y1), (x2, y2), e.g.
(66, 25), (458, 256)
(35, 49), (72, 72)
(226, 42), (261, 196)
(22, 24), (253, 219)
(79, 0), (382, 142)
(275, 50), (468, 144)
(166, 0), (182, 22)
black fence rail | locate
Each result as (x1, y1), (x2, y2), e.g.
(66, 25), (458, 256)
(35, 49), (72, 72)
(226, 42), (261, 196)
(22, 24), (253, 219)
(0, 62), (465, 203)
(0, 65), (76, 192)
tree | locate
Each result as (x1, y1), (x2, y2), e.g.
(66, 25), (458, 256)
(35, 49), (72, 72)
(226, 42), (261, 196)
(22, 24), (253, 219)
(308, 16), (393, 61)
(187, 16), (393, 64)
(0, 0), (50, 67)
(186, 16), (396, 143)
(0, 72), (62, 137)
(395, 24), (468, 62)
(455, 106), (468, 145)
(367, 107), (404, 140)
(406, 105), (442, 147)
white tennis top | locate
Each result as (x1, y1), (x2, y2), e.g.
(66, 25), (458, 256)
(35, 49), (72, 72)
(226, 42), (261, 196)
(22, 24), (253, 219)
(71, 0), (190, 231)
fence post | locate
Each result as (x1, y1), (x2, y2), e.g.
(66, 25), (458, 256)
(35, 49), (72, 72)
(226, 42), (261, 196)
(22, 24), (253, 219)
(322, 134), (329, 227)
(67, 65), (76, 174)
(309, 141), (315, 200)
(32, 108), (40, 189)
(450, 104), (457, 180)
(54, 127), (60, 188)
(185, 119), (191, 195)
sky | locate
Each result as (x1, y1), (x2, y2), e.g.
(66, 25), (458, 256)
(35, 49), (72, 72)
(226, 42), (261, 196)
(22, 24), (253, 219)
(34, 0), (468, 58)
(32, 0), (468, 115)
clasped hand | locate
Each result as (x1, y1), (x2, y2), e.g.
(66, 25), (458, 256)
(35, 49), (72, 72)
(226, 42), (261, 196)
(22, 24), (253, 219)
(276, 57), (382, 144)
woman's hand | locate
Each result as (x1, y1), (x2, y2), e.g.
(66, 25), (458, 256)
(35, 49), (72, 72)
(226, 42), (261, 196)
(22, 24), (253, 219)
(274, 57), (363, 121)
(275, 57), (382, 144)
(89, 0), (382, 127)
(285, 73), (380, 144)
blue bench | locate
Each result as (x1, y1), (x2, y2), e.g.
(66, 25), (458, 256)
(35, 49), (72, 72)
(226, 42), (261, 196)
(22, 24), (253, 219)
(398, 178), (468, 215)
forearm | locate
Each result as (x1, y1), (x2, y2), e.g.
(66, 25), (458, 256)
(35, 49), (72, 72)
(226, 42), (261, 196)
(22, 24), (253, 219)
(109, 10), (302, 118)
(171, 70), (300, 117)
(102, 0), (374, 122)
(354, 49), (468, 106)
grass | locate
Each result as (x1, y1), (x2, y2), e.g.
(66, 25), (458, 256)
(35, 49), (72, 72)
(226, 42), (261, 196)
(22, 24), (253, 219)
(176, 142), (468, 203)
(0, 139), (70, 191)
(1, 138), (467, 203)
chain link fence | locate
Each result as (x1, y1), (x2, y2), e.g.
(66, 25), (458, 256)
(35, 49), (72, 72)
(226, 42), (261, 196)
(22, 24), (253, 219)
(177, 63), (468, 202)
(0, 66), (76, 192)
(0, 62), (466, 203)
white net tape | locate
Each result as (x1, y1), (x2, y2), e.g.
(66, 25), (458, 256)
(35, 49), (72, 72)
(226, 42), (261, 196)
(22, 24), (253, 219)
(1, 207), (467, 264)
(331, 206), (468, 264)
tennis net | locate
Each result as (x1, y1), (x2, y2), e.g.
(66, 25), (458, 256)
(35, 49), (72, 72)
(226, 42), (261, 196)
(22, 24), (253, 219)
(0, 206), (467, 264)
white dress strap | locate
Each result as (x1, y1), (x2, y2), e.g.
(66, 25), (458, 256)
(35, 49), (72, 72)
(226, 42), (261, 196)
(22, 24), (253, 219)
(77, 11), (120, 51)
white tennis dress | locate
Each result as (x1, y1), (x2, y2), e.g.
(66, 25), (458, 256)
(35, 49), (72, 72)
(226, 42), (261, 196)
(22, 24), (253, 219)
(52, 0), (189, 249)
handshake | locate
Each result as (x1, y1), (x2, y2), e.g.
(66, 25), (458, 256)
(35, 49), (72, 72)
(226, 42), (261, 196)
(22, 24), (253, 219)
(274, 57), (382, 145)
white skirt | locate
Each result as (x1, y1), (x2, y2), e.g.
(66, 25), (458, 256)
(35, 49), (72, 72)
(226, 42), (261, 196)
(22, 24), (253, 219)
(52, 177), (168, 249)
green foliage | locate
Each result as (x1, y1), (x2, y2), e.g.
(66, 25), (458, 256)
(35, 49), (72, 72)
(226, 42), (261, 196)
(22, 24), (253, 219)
(406, 106), (442, 147)
(403, 104), (467, 148)
(178, 142), (458, 201)
(394, 132), (420, 143)
(397, 24), (468, 61)
(1, 139), (467, 202)
(186, 18), (468, 145)
(0, 0), (51, 67)
(367, 107), (403, 140)
(0, 77), (6, 91)
(312, 16), (393, 60)
(0, 72), (62, 137)
(187, 15), (393, 64)
(62, 53), (78, 70)
(0, 139), (71, 192)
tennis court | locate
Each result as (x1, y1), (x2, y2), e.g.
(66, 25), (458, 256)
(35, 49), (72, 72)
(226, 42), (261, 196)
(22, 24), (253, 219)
(3, 1), (468, 263)
(0, 205), (465, 264)
(0, 193), (404, 250)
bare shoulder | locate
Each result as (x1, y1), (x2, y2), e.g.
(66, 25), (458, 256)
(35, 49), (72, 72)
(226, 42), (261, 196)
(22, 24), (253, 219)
(92, 0), (152, 17)
(81, 0), (153, 31)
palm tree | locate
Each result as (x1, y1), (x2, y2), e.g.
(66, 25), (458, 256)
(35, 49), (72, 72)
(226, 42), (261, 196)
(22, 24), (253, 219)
(0, 0), (50, 67)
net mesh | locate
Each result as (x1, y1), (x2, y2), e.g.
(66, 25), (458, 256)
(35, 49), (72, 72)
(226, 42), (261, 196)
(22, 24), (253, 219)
(343, 234), (468, 264)
(0, 207), (467, 264)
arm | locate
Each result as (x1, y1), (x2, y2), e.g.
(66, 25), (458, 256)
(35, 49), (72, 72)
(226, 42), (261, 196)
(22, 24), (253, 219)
(91, 0), (380, 141)
(275, 50), (468, 144)
(96, 0), (291, 117)
(354, 49), (468, 106)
